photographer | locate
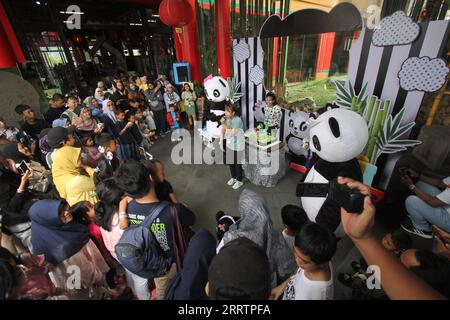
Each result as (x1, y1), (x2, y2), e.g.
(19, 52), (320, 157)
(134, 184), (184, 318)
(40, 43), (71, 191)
(0, 142), (50, 194)
(339, 176), (445, 300)
(0, 153), (35, 251)
(399, 167), (450, 239)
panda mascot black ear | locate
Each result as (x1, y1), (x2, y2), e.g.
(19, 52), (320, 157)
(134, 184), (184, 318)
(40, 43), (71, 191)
(308, 112), (317, 120)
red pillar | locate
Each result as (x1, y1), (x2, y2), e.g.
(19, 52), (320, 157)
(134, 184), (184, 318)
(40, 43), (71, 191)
(315, 32), (335, 80)
(215, 0), (231, 78)
(0, 2), (25, 68)
(178, 0), (202, 83)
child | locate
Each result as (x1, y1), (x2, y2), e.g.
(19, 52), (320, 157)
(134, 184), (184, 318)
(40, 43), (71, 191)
(215, 210), (239, 241)
(281, 205), (308, 250)
(144, 159), (177, 203)
(271, 222), (336, 300)
(94, 133), (120, 182)
(80, 134), (102, 168)
(61, 96), (82, 127)
(134, 107), (156, 150)
(339, 229), (412, 298)
(114, 109), (141, 161)
(166, 104), (181, 142)
(220, 102), (245, 190)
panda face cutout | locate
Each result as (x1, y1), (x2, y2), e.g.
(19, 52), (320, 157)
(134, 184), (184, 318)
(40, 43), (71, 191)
(204, 76), (230, 102)
(287, 111), (310, 139)
(308, 108), (368, 163)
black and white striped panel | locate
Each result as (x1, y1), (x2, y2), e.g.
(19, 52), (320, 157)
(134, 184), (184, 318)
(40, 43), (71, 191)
(348, 19), (450, 188)
(233, 37), (265, 131)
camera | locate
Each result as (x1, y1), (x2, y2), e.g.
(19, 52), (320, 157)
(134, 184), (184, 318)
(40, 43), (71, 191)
(296, 179), (365, 214)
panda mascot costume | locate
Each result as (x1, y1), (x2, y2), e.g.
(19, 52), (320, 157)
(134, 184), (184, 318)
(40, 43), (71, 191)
(285, 110), (311, 163)
(301, 108), (368, 234)
(202, 75), (230, 138)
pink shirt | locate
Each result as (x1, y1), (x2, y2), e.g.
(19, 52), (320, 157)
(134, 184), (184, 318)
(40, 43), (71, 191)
(100, 212), (124, 258)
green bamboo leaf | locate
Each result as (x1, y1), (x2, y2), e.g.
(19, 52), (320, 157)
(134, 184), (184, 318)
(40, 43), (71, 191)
(390, 122), (416, 141)
(357, 82), (368, 104)
(386, 140), (422, 146)
(348, 82), (356, 98)
(389, 108), (405, 137)
(336, 92), (352, 103)
(334, 80), (351, 100)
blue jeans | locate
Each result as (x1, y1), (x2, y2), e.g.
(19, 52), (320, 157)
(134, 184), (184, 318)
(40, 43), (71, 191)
(405, 181), (450, 232)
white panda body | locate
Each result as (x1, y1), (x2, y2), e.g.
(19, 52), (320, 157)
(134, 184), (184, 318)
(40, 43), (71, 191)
(301, 166), (328, 222)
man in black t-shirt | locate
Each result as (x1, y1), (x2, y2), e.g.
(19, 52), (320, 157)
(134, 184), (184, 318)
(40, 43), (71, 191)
(116, 160), (195, 300)
(14, 104), (48, 142)
(44, 93), (67, 127)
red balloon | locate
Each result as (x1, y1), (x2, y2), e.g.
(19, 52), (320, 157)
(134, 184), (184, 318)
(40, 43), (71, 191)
(158, 0), (193, 27)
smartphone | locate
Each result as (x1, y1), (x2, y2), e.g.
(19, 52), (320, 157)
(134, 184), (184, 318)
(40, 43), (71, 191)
(16, 160), (30, 174)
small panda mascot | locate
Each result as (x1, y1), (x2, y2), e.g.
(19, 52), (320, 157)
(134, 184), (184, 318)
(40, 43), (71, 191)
(202, 75), (230, 138)
(285, 110), (311, 163)
(301, 108), (368, 235)
(253, 100), (266, 127)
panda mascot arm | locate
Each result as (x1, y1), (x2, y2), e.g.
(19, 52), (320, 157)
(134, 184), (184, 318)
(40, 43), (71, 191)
(301, 108), (369, 234)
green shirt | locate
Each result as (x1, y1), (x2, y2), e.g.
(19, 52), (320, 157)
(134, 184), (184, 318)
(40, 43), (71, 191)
(225, 116), (245, 152)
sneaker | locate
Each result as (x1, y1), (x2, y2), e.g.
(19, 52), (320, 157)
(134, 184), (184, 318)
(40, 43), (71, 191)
(338, 273), (353, 287)
(227, 178), (236, 186)
(232, 180), (244, 190)
(400, 217), (433, 239)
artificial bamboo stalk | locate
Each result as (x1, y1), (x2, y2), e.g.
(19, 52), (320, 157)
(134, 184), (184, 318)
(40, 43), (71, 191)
(380, 99), (390, 131)
(366, 100), (381, 163)
(351, 96), (357, 111)
(365, 96), (376, 125)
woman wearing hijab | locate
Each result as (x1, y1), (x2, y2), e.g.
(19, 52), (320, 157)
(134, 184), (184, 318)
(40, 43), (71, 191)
(94, 87), (105, 104)
(76, 107), (102, 135)
(100, 100), (119, 138)
(165, 228), (216, 300)
(218, 189), (297, 288)
(29, 199), (109, 297)
(127, 82), (144, 100)
(51, 144), (97, 206)
(83, 96), (103, 119)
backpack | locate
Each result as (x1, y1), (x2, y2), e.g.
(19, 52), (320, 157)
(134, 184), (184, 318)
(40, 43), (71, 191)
(114, 201), (173, 278)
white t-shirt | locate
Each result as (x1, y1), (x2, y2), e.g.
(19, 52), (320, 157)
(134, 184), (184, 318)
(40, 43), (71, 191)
(436, 177), (450, 214)
(282, 229), (295, 251)
(282, 264), (334, 300)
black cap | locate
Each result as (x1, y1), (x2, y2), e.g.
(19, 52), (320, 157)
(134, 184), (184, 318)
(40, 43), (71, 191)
(47, 126), (74, 148)
(14, 104), (32, 115)
(208, 237), (272, 300)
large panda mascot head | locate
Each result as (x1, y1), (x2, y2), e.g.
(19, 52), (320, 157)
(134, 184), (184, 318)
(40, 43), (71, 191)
(308, 108), (368, 163)
(204, 76), (230, 102)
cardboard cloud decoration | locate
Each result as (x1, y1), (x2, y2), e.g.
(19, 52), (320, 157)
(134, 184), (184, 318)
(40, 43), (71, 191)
(259, 2), (362, 38)
(372, 11), (420, 47)
(233, 40), (251, 63)
(398, 57), (449, 92)
(249, 65), (264, 86)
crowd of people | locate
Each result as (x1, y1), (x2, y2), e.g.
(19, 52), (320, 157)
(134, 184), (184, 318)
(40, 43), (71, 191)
(0, 72), (449, 301)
